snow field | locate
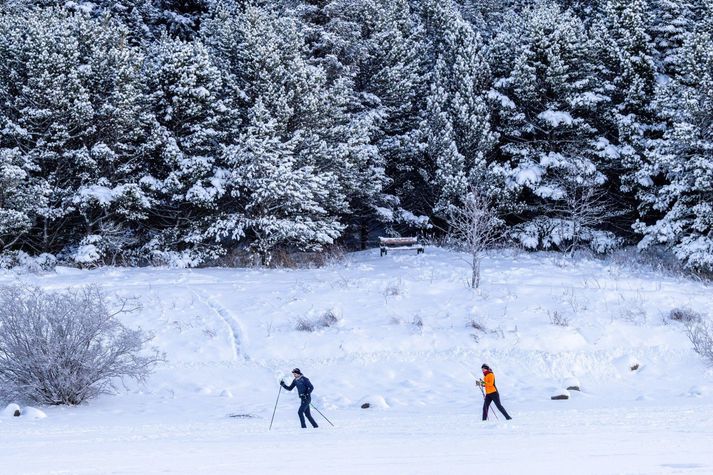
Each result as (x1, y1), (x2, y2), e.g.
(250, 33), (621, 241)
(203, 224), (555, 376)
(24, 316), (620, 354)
(0, 247), (712, 474)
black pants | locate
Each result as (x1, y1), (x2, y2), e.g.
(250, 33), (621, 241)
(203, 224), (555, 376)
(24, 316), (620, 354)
(483, 392), (512, 420)
(298, 395), (318, 428)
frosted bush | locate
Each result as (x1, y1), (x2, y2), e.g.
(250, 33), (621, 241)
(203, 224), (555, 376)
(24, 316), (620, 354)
(295, 309), (340, 332)
(0, 286), (160, 405)
(513, 219), (622, 254)
(668, 307), (702, 324)
(70, 235), (103, 266)
(686, 320), (713, 365)
(0, 251), (56, 272)
(548, 310), (570, 327)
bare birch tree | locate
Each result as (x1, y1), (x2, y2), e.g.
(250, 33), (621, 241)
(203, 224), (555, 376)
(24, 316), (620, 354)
(447, 188), (503, 289)
(548, 172), (627, 256)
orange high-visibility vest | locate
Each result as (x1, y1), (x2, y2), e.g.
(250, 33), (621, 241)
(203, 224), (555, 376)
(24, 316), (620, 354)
(483, 372), (497, 394)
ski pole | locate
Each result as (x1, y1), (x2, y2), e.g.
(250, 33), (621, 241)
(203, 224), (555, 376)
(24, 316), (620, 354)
(310, 403), (335, 427)
(269, 385), (282, 430)
(478, 383), (489, 420)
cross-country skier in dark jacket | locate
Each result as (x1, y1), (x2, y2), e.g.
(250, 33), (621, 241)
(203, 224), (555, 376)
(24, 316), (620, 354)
(477, 364), (512, 421)
(280, 368), (318, 428)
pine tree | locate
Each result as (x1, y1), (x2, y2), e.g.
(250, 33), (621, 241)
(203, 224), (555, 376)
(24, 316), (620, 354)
(0, 149), (40, 252)
(0, 9), (153, 261)
(590, 0), (659, 199)
(489, 2), (619, 252)
(322, 0), (430, 236)
(2, 0), (207, 41)
(637, 31), (713, 272)
(650, 0), (697, 79)
(456, 0), (537, 34)
(141, 35), (236, 263)
(417, 0), (496, 218)
(203, 4), (347, 259)
(272, 0), (408, 245)
(212, 100), (344, 263)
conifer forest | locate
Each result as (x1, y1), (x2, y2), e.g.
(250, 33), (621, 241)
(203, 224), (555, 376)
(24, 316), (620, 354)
(0, 0), (711, 271)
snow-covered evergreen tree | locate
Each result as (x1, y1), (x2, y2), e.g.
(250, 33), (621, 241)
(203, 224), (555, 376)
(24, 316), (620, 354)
(418, 0), (496, 217)
(650, 0), (697, 79)
(214, 100), (344, 264)
(0, 0), (707, 268)
(0, 9), (153, 262)
(489, 2), (619, 252)
(636, 31), (713, 272)
(323, 0), (430, 236)
(203, 4), (347, 260)
(3, 0), (207, 40)
(0, 149), (40, 252)
(273, 0), (410, 245)
(590, 0), (659, 199)
(141, 35), (237, 264)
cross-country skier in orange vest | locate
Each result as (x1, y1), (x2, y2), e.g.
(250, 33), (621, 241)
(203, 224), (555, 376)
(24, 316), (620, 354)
(477, 364), (512, 421)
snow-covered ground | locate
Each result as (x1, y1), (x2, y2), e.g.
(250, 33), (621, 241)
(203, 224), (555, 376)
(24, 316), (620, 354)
(1, 248), (712, 474)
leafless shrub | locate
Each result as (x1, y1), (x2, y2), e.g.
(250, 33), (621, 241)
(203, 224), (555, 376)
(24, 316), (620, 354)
(548, 310), (570, 327)
(331, 272), (356, 290)
(0, 285), (161, 405)
(295, 317), (316, 332)
(546, 171), (626, 257)
(467, 319), (487, 332)
(617, 292), (647, 325)
(468, 319), (487, 342)
(295, 309), (340, 332)
(318, 310), (339, 328)
(383, 278), (403, 302)
(412, 315), (424, 332)
(668, 307), (702, 324)
(685, 320), (713, 365)
(308, 245), (346, 268)
(561, 288), (587, 315)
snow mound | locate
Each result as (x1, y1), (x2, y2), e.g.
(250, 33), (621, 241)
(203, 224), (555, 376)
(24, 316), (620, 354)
(20, 407), (47, 419)
(2, 403), (21, 417)
(360, 395), (390, 410)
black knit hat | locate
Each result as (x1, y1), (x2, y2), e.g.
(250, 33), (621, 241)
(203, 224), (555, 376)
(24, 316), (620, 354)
(291, 368), (302, 375)
(481, 364), (491, 370)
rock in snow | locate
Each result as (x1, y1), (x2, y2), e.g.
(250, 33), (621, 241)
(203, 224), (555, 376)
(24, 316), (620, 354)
(564, 377), (581, 392)
(551, 390), (571, 400)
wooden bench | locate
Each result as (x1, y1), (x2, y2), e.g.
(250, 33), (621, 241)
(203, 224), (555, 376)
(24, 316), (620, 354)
(379, 237), (424, 256)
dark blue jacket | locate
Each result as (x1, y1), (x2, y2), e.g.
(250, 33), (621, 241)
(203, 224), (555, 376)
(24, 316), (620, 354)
(281, 376), (314, 398)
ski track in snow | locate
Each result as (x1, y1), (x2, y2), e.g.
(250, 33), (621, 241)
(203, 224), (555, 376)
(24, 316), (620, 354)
(190, 287), (245, 362)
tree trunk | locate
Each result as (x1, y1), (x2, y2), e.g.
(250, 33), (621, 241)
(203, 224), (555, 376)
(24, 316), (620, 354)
(471, 254), (481, 289)
(360, 220), (368, 251)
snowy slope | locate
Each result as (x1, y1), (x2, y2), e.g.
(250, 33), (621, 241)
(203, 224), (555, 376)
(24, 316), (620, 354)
(0, 248), (712, 474)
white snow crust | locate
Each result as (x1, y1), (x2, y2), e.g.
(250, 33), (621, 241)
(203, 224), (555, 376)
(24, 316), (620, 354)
(1, 248), (712, 474)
